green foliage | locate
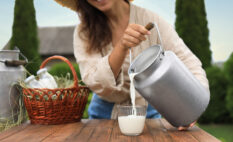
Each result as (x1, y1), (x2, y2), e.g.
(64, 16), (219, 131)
(199, 124), (233, 142)
(224, 52), (233, 84)
(199, 66), (231, 123)
(224, 52), (233, 118)
(10, 0), (41, 75)
(48, 62), (82, 82)
(82, 93), (93, 119)
(226, 88), (233, 118)
(175, 0), (211, 68)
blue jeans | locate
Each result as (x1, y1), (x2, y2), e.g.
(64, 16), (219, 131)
(88, 93), (161, 119)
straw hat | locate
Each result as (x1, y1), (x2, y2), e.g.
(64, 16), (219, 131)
(54, 0), (134, 12)
(54, 0), (77, 11)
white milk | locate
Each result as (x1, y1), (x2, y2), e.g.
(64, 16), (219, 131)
(129, 49), (138, 109)
(118, 115), (146, 135)
(117, 50), (145, 136)
(129, 73), (138, 109)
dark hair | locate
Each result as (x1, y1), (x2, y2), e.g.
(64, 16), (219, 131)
(77, 0), (129, 54)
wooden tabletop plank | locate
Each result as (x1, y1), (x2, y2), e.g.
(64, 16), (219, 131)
(161, 119), (200, 142)
(146, 119), (173, 142)
(88, 120), (115, 142)
(53, 119), (114, 142)
(1, 124), (64, 142)
(0, 124), (42, 142)
(0, 122), (30, 141)
(84, 119), (114, 128)
(131, 123), (154, 142)
(56, 120), (95, 142)
(0, 119), (221, 142)
(67, 125), (96, 142)
(41, 122), (85, 142)
(160, 119), (220, 142)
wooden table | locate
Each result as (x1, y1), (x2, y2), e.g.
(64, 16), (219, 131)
(0, 119), (220, 142)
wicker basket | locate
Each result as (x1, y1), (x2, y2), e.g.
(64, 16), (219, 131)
(22, 56), (89, 125)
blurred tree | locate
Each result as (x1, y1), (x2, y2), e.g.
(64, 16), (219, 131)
(224, 52), (233, 118)
(175, 0), (211, 69)
(10, 0), (41, 75)
(226, 88), (233, 119)
(199, 66), (230, 123)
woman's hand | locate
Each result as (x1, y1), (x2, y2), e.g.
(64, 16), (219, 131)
(109, 24), (151, 79)
(120, 24), (151, 50)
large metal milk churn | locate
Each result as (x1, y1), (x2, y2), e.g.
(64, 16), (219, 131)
(128, 23), (210, 128)
(0, 49), (26, 122)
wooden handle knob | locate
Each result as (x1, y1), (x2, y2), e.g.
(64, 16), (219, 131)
(145, 22), (155, 31)
(5, 60), (27, 67)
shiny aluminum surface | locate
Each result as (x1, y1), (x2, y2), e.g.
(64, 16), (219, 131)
(128, 22), (210, 127)
(128, 45), (210, 127)
(0, 50), (26, 122)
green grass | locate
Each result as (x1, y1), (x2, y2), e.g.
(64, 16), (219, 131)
(199, 124), (233, 142)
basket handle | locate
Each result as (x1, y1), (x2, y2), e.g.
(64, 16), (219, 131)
(40, 56), (79, 88)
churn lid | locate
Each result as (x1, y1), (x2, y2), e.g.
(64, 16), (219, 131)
(128, 45), (163, 75)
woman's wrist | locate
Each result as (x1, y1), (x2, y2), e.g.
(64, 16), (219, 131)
(117, 40), (129, 55)
(109, 41), (129, 78)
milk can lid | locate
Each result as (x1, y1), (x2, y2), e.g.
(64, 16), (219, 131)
(128, 45), (163, 74)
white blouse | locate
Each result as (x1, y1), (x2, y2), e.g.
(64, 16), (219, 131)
(73, 3), (209, 119)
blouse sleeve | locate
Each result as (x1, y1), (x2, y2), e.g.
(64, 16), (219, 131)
(156, 15), (210, 90)
(73, 26), (128, 103)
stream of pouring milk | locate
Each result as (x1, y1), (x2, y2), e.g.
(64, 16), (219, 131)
(129, 72), (137, 115)
(118, 49), (146, 135)
(129, 48), (137, 115)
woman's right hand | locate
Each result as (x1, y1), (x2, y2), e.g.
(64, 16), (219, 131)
(109, 24), (151, 78)
(120, 24), (151, 50)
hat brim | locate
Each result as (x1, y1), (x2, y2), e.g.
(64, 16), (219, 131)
(54, 0), (134, 12)
(54, 0), (78, 11)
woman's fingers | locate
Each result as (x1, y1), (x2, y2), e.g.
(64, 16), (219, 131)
(123, 34), (140, 45)
(130, 24), (151, 35)
(122, 40), (137, 48)
(125, 28), (146, 41)
(122, 33), (140, 48)
(120, 24), (151, 49)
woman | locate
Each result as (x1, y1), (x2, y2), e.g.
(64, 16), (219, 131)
(54, 0), (209, 119)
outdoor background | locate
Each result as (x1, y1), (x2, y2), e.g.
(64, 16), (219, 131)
(0, 0), (233, 142)
(1, 0), (233, 62)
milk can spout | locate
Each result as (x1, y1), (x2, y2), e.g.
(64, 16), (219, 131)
(130, 68), (136, 73)
(128, 45), (164, 82)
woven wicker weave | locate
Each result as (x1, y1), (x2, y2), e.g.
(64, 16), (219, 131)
(22, 56), (89, 125)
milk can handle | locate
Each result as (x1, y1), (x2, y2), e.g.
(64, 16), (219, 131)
(146, 22), (165, 55)
(1, 47), (28, 67)
(19, 52), (28, 63)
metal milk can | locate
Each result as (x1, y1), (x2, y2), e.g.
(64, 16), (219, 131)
(0, 49), (26, 122)
(128, 23), (210, 128)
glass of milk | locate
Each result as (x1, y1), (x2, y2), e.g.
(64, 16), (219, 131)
(117, 105), (146, 136)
